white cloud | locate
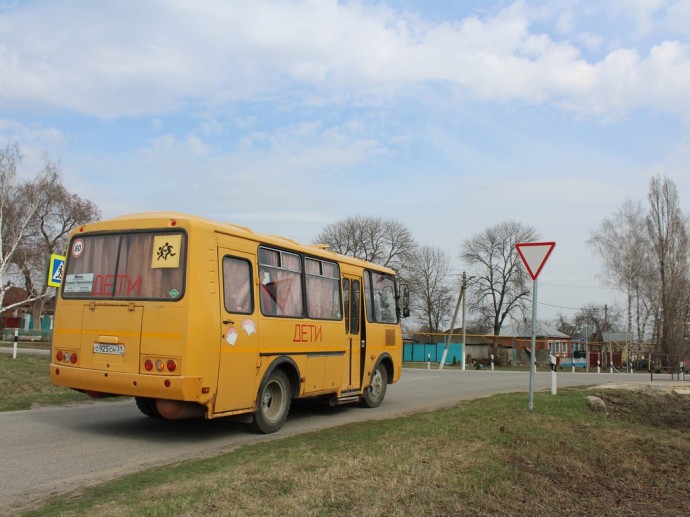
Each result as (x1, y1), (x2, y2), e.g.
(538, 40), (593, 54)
(666, 0), (690, 33)
(0, 0), (689, 121)
(0, 0), (686, 324)
(610, 0), (668, 37)
(184, 136), (210, 157)
(0, 118), (67, 178)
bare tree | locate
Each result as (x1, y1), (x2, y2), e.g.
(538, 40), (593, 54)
(646, 175), (689, 357)
(0, 144), (47, 314)
(314, 215), (416, 272)
(406, 245), (454, 334)
(460, 221), (538, 355)
(0, 145), (101, 328)
(589, 199), (656, 345)
(572, 304), (622, 343)
(13, 160), (101, 329)
(551, 312), (578, 337)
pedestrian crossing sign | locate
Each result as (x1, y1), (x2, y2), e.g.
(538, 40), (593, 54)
(48, 254), (66, 288)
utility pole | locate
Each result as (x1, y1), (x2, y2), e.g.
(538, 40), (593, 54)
(440, 273), (465, 370)
(584, 325), (590, 373)
(461, 272), (468, 371)
(602, 304), (613, 373)
(442, 271), (473, 371)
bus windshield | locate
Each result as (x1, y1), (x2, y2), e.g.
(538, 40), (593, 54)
(62, 231), (187, 301)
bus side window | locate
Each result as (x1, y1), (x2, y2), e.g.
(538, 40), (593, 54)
(351, 280), (360, 334)
(363, 272), (373, 322)
(305, 258), (340, 320)
(260, 273), (278, 316)
(222, 256), (253, 314)
(342, 279), (350, 333)
(258, 247), (303, 317)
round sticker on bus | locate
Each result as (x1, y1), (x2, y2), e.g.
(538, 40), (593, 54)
(72, 239), (85, 258)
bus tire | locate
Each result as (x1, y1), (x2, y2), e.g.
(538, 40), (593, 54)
(361, 362), (387, 408)
(251, 369), (291, 434)
(135, 397), (162, 418)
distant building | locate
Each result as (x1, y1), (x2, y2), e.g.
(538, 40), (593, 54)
(497, 322), (575, 366)
(1, 287), (55, 338)
(0, 287), (31, 330)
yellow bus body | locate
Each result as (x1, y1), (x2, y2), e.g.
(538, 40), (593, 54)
(50, 212), (403, 432)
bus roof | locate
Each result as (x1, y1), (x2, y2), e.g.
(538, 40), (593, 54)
(84, 211), (397, 276)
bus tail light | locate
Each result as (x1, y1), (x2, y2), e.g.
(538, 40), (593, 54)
(142, 356), (181, 375)
(55, 350), (78, 365)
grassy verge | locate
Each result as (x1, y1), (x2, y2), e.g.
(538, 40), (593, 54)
(23, 387), (690, 517)
(0, 353), (89, 411)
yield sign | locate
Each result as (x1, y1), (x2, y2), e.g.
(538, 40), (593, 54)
(515, 242), (555, 281)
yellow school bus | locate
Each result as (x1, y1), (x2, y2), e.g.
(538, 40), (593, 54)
(50, 212), (407, 433)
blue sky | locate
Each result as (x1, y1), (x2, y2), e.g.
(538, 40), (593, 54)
(2, 0), (690, 322)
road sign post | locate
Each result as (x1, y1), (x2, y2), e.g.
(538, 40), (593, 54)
(516, 242), (555, 411)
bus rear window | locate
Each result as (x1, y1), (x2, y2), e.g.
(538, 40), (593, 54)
(62, 231), (186, 300)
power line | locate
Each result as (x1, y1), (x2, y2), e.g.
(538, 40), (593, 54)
(540, 282), (623, 292)
(538, 301), (580, 311)
(538, 301), (605, 312)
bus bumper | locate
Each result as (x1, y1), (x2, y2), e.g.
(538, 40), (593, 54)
(50, 364), (204, 402)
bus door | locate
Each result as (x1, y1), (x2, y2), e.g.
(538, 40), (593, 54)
(215, 247), (259, 414)
(342, 275), (364, 390)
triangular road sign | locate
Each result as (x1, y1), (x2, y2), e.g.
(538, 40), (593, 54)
(515, 242), (555, 281)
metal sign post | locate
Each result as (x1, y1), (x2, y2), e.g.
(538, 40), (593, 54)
(516, 242), (556, 411)
(529, 278), (537, 409)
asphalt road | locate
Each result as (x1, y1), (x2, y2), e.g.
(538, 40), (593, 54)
(0, 367), (685, 515)
(0, 346), (50, 356)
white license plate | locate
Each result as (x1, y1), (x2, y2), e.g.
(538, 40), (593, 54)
(93, 343), (125, 356)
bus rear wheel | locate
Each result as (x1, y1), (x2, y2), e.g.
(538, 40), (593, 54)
(251, 369), (291, 434)
(361, 363), (387, 408)
(135, 397), (162, 418)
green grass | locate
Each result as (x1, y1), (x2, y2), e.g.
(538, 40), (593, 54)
(5, 351), (688, 515)
(22, 387), (690, 517)
(0, 353), (89, 411)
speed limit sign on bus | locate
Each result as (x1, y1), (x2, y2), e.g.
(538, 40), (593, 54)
(71, 238), (85, 258)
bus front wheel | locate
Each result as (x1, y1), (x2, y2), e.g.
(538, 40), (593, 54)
(361, 363), (387, 408)
(251, 369), (291, 434)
